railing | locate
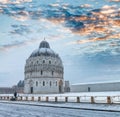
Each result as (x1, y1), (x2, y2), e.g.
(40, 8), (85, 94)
(0, 95), (120, 104)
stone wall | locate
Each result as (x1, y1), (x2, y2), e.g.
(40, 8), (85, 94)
(71, 82), (120, 92)
(0, 87), (24, 94)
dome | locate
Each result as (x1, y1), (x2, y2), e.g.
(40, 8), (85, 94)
(30, 40), (60, 58)
(39, 40), (50, 48)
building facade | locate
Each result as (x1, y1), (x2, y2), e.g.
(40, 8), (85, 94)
(64, 81), (70, 92)
(24, 40), (64, 94)
(71, 81), (120, 92)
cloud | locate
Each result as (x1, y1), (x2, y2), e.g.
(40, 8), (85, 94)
(0, 0), (9, 4)
(0, 0), (32, 4)
(10, 24), (31, 35)
(0, 1), (120, 57)
(109, 0), (120, 2)
(67, 32), (120, 58)
(72, 33), (120, 44)
(1, 2), (119, 39)
(80, 4), (92, 8)
(0, 38), (40, 51)
(96, 5), (118, 15)
(12, 11), (29, 21)
(49, 3), (60, 7)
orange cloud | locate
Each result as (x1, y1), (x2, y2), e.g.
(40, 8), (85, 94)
(48, 17), (65, 24)
(109, 0), (120, 2)
(72, 24), (109, 36)
(112, 20), (120, 26)
(75, 33), (120, 44)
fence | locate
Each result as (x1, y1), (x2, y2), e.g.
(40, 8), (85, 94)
(1, 95), (120, 104)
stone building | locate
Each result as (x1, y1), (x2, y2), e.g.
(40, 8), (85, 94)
(64, 81), (70, 92)
(0, 80), (24, 94)
(24, 40), (64, 94)
(0, 87), (15, 94)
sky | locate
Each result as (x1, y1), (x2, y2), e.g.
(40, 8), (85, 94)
(0, 0), (120, 87)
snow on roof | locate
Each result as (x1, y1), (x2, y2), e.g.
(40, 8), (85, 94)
(71, 80), (120, 86)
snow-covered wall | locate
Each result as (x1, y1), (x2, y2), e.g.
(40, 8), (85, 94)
(70, 82), (120, 92)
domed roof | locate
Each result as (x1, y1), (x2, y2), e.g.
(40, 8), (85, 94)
(39, 40), (50, 48)
(29, 40), (60, 59)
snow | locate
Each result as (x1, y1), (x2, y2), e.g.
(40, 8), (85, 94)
(19, 91), (120, 97)
(39, 48), (46, 53)
(46, 48), (54, 54)
(72, 80), (120, 85)
(1, 92), (120, 116)
(1, 92), (120, 104)
(39, 48), (54, 54)
(0, 101), (120, 117)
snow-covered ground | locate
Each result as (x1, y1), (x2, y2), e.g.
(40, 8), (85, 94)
(1, 92), (120, 116)
(1, 91), (120, 97)
(0, 101), (120, 117)
(0, 100), (120, 112)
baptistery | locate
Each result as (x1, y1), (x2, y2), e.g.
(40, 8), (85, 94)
(24, 40), (64, 94)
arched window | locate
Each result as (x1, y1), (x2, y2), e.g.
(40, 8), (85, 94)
(52, 71), (54, 76)
(37, 61), (38, 64)
(43, 81), (45, 86)
(43, 60), (45, 63)
(31, 62), (33, 65)
(50, 81), (52, 86)
(49, 61), (51, 64)
(35, 65), (37, 71)
(56, 81), (57, 86)
(36, 81), (38, 86)
(41, 70), (43, 75)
